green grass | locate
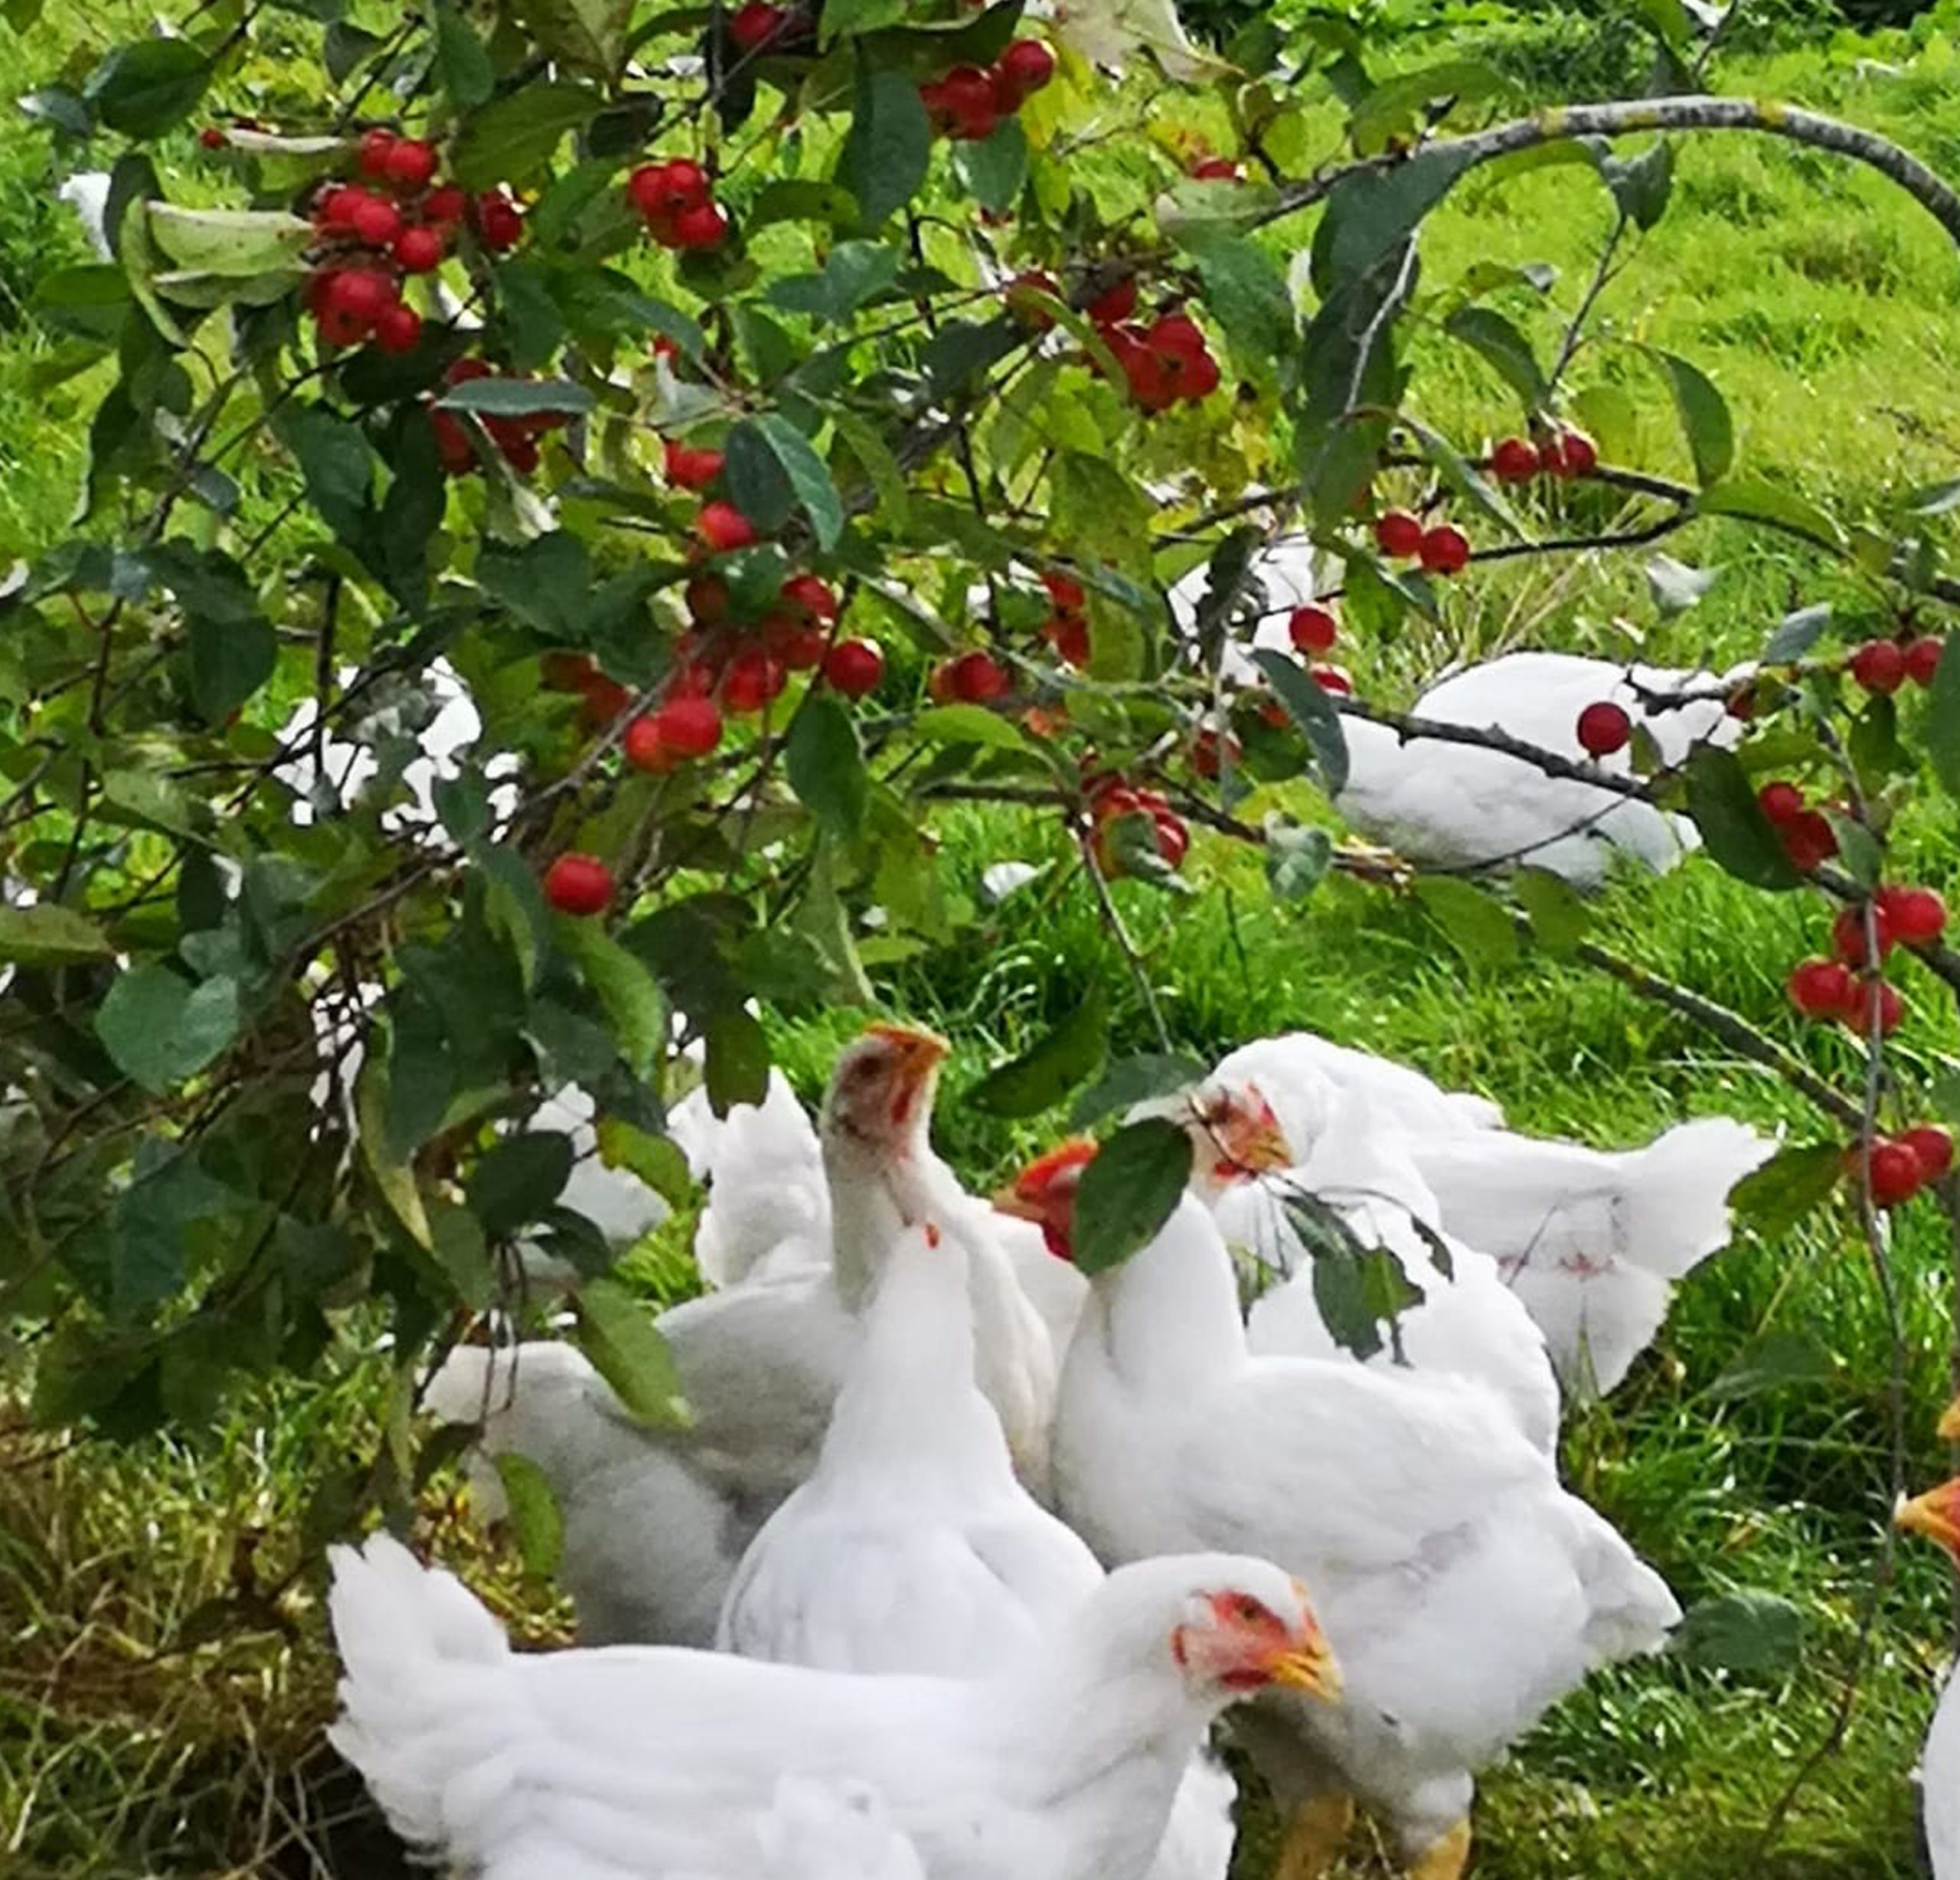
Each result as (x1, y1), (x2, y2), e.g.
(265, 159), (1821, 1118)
(8, 5), (1960, 1877)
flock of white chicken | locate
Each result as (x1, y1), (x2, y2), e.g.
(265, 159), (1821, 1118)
(330, 1021), (1783, 1880)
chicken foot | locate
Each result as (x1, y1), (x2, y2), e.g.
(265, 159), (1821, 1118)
(1270, 1794), (1354, 1880)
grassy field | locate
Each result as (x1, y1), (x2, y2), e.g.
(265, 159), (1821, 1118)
(6, 2), (1960, 1876)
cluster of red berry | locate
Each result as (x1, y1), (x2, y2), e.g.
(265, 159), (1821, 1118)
(428, 359), (572, 476)
(1086, 770), (1189, 879)
(1847, 1126), (1953, 1208)
(664, 436), (725, 491)
(626, 158), (730, 253)
(1374, 508), (1470, 576)
(1786, 882), (1945, 1041)
(305, 129), (519, 354)
(1187, 149), (1243, 181)
(727, 0), (795, 50)
(1039, 569), (1091, 667)
(1081, 281), (1220, 413)
(1282, 603), (1352, 696)
(1488, 430), (1599, 485)
(1755, 778), (1841, 873)
(920, 39), (1054, 142)
(1847, 634), (1945, 695)
(929, 648), (1011, 704)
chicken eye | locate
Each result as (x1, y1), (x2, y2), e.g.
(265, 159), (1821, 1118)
(1233, 1595), (1264, 1624)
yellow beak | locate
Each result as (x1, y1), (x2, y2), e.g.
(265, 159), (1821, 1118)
(1937, 1395), (1960, 1442)
(865, 1022), (951, 1072)
(1222, 1111), (1294, 1177)
(1266, 1634), (1343, 1703)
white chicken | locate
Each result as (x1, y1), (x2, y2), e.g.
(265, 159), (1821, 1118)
(717, 1219), (1235, 1880)
(1161, 1080), (1560, 1454)
(426, 1026), (1057, 1646)
(1012, 1143), (1679, 1880)
(692, 1775), (927, 1880)
(1199, 1030), (1771, 1399)
(1889, 1405), (1960, 1879)
(1335, 651), (1746, 888)
(1411, 1118), (1772, 1398)
(328, 1530), (1339, 1880)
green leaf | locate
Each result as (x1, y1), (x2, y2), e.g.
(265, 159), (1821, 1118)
(822, 0), (911, 35)
(271, 405), (372, 547)
(356, 1056), (433, 1248)
(96, 964), (239, 1093)
(1443, 305), (1547, 413)
(1705, 1329), (1835, 1404)
(1413, 877), (1520, 971)
(1929, 632), (1960, 801)
(1053, 452), (1155, 589)
(722, 422), (795, 533)
(511, 0), (635, 73)
(755, 413), (844, 549)
(478, 532), (591, 641)
(1633, 0), (1696, 53)
(1699, 476), (1841, 548)
(492, 1451), (565, 1575)
(427, 1199), (495, 1308)
(560, 924), (665, 1077)
(704, 1007), (770, 1114)
(469, 1133), (573, 1237)
(1652, 351), (1733, 487)
(1072, 1119), (1194, 1277)
(969, 987), (1109, 1118)
(1266, 820), (1334, 901)
(1513, 867), (1591, 958)
(1292, 1197), (1426, 1363)
(1347, 57), (1507, 154)
(1762, 603), (1831, 664)
(573, 1275), (691, 1426)
(1726, 1143), (1844, 1239)
(1068, 1051), (1205, 1130)
(86, 39), (210, 139)
(835, 66), (932, 228)
(452, 80), (603, 191)
(1310, 142), (1477, 293)
(913, 703), (1033, 751)
(1685, 746), (1803, 889)
(1187, 238), (1295, 389)
(188, 612), (276, 721)
(785, 693), (868, 836)
(434, 3), (495, 106)
(0, 902), (113, 966)
(1674, 1590), (1803, 1679)
(1250, 650), (1350, 794)
(1589, 138), (1674, 230)
(955, 116), (1027, 212)
(145, 205), (314, 276)
(765, 240), (900, 325)
(436, 377), (594, 419)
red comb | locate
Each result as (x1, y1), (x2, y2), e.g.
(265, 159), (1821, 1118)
(1012, 1138), (1097, 1198)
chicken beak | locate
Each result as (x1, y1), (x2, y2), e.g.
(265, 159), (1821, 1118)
(1266, 1631), (1343, 1703)
(993, 1186), (1045, 1222)
(1938, 1394), (1960, 1443)
(1896, 1480), (1960, 1559)
(866, 1023), (951, 1075)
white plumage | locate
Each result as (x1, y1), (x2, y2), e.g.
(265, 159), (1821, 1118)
(1335, 651), (1746, 887)
(1031, 1164), (1679, 1875)
(328, 1531), (1335, 1880)
(1926, 1672), (1960, 1880)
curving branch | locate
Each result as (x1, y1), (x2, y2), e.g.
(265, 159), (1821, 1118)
(1263, 95), (1960, 251)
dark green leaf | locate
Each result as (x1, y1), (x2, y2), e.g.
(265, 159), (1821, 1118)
(87, 39), (210, 139)
(188, 612), (276, 721)
(478, 531), (591, 641)
(921, 316), (1020, 400)
(835, 67), (931, 228)
(1699, 476), (1841, 547)
(1653, 350), (1733, 487)
(1443, 305), (1547, 412)
(573, 1276), (691, 1425)
(1266, 820), (1334, 900)
(384, 989), (454, 1158)
(560, 924), (665, 1077)
(1590, 138), (1674, 230)
(452, 80), (603, 191)
(0, 902), (113, 965)
(1706, 1329), (1835, 1404)
(969, 987), (1109, 1118)
(428, 1199), (495, 1308)
(1346, 57), (1507, 153)
(1310, 142), (1476, 293)
(1413, 876), (1520, 971)
(704, 1007), (770, 1114)
(1072, 1119), (1194, 1277)
(271, 405), (372, 546)
(755, 413), (844, 548)
(722, 421), (796, 533)
(511, 0), (635, 73)
(1251, 649), (1350, 794)
(1925, 632), (1960, 802)
(1298, 1205), (1425, 1361)
(1068, 1051), (1205, 1130)
(96, 964), (239, 1092)
(1685, 746), (1802, 889)
(785, 692), (867, 836)
(913, 703), (1034, 750)
(1763, 603), (1831, 664)
(1674, 1589), (1802, 1678)
(1513, 867), (1591, 958)
(493, 1451), (564, 1575)
(436, 377), (594, 418)
(955, 116), (1026, 212)
(766, 240), (900, 325)
(468, 1132), (573, 1237)
(324, 21), (385, 84)
(749, 178), (861, 228)
(1188, 238), (1295, 389)
(1726, 1143), (1844, 1239)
